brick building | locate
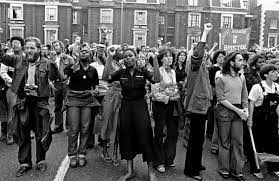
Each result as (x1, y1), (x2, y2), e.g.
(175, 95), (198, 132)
(0, 0), (79, 45)
(87, 0), (250, 49)
(0, 0), (251, 49)
(249, 0), (279, 48)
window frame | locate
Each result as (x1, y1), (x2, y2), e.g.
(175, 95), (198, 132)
(268, 34), (277, 48)
(9, 26), (24, 38)
(10, 4), (24, 20)
(188, 0), (198, 6)
(188, 13), (201, 27)
(100, 8), (114, 24)
(133, 31), (147, 47)
(134, 10), (148, 26)
(221, 14), (233, 29)
(44, 27), (59, 45)
(270, 19), (278, 30)
(73, 11), (78, 24)
(45, 5), (58, 22)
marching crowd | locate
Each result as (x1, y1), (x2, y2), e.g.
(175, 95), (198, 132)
(0, 23), (279, 181)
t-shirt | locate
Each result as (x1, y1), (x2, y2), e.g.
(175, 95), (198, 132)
(248, 81), (279, 107)
(90, 62), (108, 95)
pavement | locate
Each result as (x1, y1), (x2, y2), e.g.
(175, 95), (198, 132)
(0, 98), (278, 181)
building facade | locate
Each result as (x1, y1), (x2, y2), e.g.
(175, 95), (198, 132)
(0, 0), (251, 48)
(250, 1), (279, 48)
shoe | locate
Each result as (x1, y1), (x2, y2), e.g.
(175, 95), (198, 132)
(69, 156), (78, 168)
(252, 172), (264, 179)
(156, 165), (165, 173)
(184, 173), (203, 181)
(36, 162), (47, 173)
(52, 126), (63, 134)
(6, 136), (14, 145)
(218, 170), (230, 179)
(166, 163), (175, 167)
(78, 157), (87, 167)
(269, 171), (279, 178)
(230, 173), (245, 181)
(15, 165), (32, 177)
(0, 134), (7, 141)
(101, 154), (112, 163)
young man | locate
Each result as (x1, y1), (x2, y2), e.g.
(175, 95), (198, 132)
(50, 40), (74, 134)
(0, 37), (55, 177)
(215, 51), (249, 181)
(184, 23), (213, 181)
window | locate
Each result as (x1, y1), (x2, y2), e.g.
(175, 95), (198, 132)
(72, 32), (79, 44)
(188, 0), (198, 6)
(222, 0), (232, 7)
(10, 26), (24, 38)
(268, 35), (277, 47)
(135, 11), (147, 25)
(72, 0), (79, 2)
(187, 35), (200, 49)
(44, 0), (59, 2)
(44, 27), (58, 44)
(160, 0), (165, 3)
(45, 6), (58, 21)
(98, 28), (113, 46)
(159, 16), (165, 25)
(243, 0), (248, 9)
(270, 19), (278, 30)
(221, 14), (233, 28)
(73, 11), (78, 24)
(100, 9), (113, 24)
(10, 4), (23, 20)
(133, 32), (147, 47)
(188, 13), (201, 27)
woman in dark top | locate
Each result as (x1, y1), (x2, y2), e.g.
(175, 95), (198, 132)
(64, 46), (100, 168)
(103, 48), (160, 181)
(243, 54), (265, 179)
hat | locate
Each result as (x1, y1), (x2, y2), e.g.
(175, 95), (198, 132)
(10, 36), (24, 47)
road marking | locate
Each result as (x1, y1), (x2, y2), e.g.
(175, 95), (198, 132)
(53, 155), (70, 181)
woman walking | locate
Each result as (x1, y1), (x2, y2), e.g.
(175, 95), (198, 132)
(64, 46), (100, 168)
(103, 48), (160, 181)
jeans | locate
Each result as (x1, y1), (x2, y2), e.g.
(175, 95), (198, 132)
(68, 106), (91, 156)
(216, 104), (244, 175)
(152, 101), (179, 167)
(184, 113), (206, 176)
(18, 97), (50, 165)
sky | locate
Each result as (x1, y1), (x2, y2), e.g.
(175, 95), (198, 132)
(258, 0), (279, 10)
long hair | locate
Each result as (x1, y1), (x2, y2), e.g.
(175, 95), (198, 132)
(157, 47), (175, 67)
(212, 50), (226, 64)
(173, 50), (187, 70)
(221, 51), (241, 75)
(51, 40), (65, 52)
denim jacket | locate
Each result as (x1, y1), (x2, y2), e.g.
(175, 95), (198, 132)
(0, 52), (54, 98)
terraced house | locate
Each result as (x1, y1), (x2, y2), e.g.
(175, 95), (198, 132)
(0, 0), (253, 48)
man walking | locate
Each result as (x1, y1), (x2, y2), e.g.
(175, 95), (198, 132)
(0, 37), (55, 177)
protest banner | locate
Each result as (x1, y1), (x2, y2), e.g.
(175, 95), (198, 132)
(221, 28), (251, 52)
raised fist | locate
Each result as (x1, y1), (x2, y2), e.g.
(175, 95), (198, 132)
(204, 23), (213, 31)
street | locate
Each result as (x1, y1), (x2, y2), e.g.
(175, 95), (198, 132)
(0, 98), (278, 181)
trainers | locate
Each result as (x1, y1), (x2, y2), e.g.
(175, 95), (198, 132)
(15, 165), (32, 177)
(252, 172), (264, 179)
(36, 162), (47, 173)
(69, 156), (78, 168)
(156, 165), (165, 173)
(78, 157), (87, 167)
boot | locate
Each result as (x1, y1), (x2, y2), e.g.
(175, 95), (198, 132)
(0, 122), (7, 141)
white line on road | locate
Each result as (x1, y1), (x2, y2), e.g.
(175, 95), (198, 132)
(53, 155), (70, 181)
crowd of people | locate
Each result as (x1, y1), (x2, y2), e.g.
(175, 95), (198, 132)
(0, 23), (279, 181)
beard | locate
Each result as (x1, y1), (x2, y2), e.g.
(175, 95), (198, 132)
(26, 53), (40, 63)
(80, 57), (89, 63)
(232, 64), (241, 73)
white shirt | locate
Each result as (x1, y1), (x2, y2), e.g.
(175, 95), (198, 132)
(248, 80), (279, 107)
(55, 55), (60, 70)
